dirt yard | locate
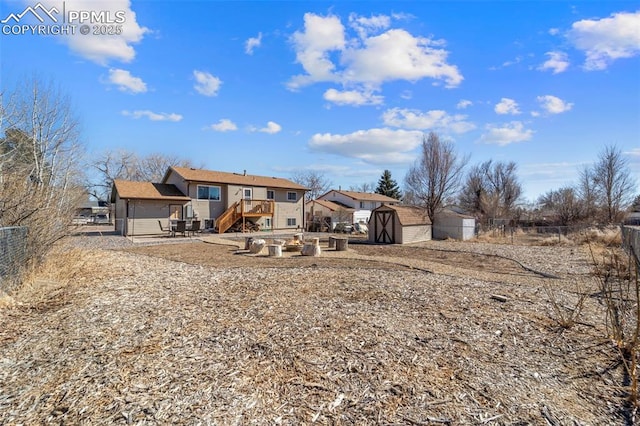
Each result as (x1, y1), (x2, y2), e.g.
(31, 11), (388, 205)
(0, 235), (630, 425)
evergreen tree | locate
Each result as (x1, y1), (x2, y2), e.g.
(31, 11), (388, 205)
(375, 169), (402, 199)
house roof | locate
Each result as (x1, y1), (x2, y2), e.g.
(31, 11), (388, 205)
(307, 199), (355, 212)
(112, 180), (190, 201)
(321, 189), (399, 203)
(373, 204), (432, 225)
(164, 166), (307, 191)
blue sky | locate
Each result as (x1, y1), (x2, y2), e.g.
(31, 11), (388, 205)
(1, 0), (639, 201)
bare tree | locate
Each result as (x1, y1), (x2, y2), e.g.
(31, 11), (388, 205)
(0, 77), (85, 264)
(291, 170), (332, 201)
(90, 149), (194, 202)
(578, 164), (600, 222)
(459, 160), (523, 223)
(404, 132), (468, 222)
(538, 186), (583, 226)
(592, 145), (636, 223)
(349, 182), (376, 193)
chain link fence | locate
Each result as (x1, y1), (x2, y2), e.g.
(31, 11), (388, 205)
(0, 226), (28, 294)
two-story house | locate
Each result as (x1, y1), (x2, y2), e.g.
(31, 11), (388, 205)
(111, 166), (307, 236)
(317, 189), (399, 224)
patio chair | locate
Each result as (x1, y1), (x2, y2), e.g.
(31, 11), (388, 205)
(158, 220), (171, 235)
(173, 220), (187, 237)
(188, 220), (201, 237)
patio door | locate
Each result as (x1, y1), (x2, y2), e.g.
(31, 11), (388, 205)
(243, 188), (252, 211)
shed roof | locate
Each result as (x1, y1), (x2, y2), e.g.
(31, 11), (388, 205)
(320, 189), (399, 203)
(112, 180), (190, 201)
(164, 166), (307, 190)
(373, 204), (432, 225)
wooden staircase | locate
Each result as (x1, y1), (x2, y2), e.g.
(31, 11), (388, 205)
(216, 201), (241, 234)
(216, 200), (276, 233)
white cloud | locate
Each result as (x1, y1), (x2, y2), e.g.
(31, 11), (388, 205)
(400, 90), (412, 100)
(341, 29), (463, 88)
(193, 70), (222, 96)
(245, 32), (262, 55)
(288, 13), (462, 91)
(382, 107), (475, 134)
(122, 110), (182, 122)
(538, 51), (570, 74)
(309, 128), (423, 164)
(323, 88), (383, 106)
(568, 11), (640, 70)
(537, 95), (573, 114)
(209, 119), (237, 132)
(479, 121), (533, 146)
(456, 99), (472, 109)
(106, 68), (147, 93)
(47, 0), (149, 65)
(257, 121), (282, 134)
(289, 13), (346, 89)
(348, 13), (391, 38)
(495, 98), (521, 115)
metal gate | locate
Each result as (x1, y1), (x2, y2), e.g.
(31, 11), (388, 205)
(373, 210), (394, 244)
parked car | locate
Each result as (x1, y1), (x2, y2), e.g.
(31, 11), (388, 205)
(93, 214), (110, 224)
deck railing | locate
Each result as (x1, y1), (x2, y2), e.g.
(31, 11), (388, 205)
(217, 200), (275, 233)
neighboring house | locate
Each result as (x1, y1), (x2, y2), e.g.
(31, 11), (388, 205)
(317, 190), (399, 224)
(111, 166), (307, 236)
(305, 199), (355, 231)
(369, 204), (432, 244)
(74, 200), (110, 224)
(433, 208), (476, 241)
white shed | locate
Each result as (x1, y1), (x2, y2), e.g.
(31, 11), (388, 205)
(433, 209), (476, 241)
(368, 204), (432, 244)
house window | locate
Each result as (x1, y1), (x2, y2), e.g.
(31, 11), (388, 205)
(267, 190), (275, 200)
(287, 217), (297, 227)
(287, 192), (297, 201)
(359, 201), (365, 209)
(197, 185), (221, 201)
(243, 188), (252, 200)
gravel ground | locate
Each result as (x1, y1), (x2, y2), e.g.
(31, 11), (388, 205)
(0, 232), (629, 424)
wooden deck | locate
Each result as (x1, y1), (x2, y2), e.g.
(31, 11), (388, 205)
(216, 200), (275, 233)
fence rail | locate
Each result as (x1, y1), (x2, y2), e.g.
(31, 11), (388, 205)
(0, 226), (28, 294)
(621, 225), (640, 268)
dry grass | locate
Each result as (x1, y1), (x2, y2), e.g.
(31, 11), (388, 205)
(0, 237), (629, 424)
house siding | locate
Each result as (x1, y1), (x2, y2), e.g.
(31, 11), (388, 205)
(433, 214), (476, 240)
(400, 224), (432, 244)
(123, 199), (186, 236)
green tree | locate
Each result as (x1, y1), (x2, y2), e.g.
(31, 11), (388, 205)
(375, 170), (402, 199)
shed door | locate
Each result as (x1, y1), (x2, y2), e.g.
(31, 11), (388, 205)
(373, 210), (394, 244)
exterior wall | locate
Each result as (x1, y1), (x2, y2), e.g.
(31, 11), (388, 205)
(433, 215), (476, 240)
(272, 189), (305, 229)
(123, 199), (188, 236)
(185, 182), (228, 223)
(400, 224), (432, 244)
(321, 191), (356, 209)
(165, 169), (306, 230)
(319, 192), (383, 223)
(113, 195), (127, 234)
